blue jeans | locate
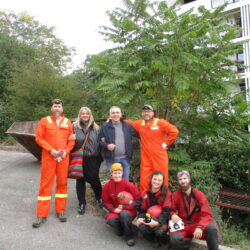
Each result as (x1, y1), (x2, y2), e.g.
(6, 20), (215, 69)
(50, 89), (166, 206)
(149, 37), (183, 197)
(106, 158), (131, 181)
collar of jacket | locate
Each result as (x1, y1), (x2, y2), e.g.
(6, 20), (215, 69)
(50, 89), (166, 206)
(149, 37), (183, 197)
(107, 119), (124, 127)
(50, 113), (65, 122)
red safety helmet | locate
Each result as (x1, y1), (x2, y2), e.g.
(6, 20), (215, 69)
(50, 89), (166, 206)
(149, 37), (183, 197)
(117, 191), (134, 205)
(147, 205), (162, 218)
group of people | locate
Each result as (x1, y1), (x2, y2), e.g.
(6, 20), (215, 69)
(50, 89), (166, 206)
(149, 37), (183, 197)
(32, 98), (219, 250)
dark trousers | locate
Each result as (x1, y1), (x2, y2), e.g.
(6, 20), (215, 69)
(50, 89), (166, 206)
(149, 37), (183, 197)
(139, 224), (167, 242)
(169, 225), (218, 250)
(107, 211), (134, 239)
(76, 156), (102, 205)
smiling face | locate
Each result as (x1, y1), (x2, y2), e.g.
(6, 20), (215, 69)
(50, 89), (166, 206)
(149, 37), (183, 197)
(80, 109), (90, 123)
(151, 174), (164, 191)
(51, 103), (63, 118)
(178, 175), (191, 192)
(111, 170), (123, 182)
(141, 109), (154, 122)
(110, 107), (122, 124)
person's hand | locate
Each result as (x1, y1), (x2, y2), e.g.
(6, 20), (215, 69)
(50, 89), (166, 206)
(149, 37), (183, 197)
(107, 144), (116, 151)
(193, 228), (203, 239)
(50, 149), (59, 158)
(61, 150), (66, 158)
(162, 142), (168, 150)
(137, 218), (145, 225)
(68, 134), (76, 141)
(146, 219), (159, 228)
(171, 214), (181, 223)
(114, 205), (123, 213)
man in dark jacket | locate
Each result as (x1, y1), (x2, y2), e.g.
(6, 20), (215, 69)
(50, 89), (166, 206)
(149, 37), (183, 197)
(169, 170), (218, 250)
(98, 106), (138, 180)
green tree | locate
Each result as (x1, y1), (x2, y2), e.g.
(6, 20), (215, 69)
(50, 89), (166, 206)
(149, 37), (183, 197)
(85, 0), (249, 143)
(7, 62), (87, 121)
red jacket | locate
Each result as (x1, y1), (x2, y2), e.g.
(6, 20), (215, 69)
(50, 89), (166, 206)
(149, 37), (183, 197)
(102, 179), (140, 213)
(138, 189), (172, 224)
(171, 189), (213, 230)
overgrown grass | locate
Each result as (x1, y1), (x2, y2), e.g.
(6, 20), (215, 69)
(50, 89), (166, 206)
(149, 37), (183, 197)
(221, 222), (250, 249)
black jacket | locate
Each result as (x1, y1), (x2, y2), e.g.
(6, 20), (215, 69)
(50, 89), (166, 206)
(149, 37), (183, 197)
(98, 120), (138, 160)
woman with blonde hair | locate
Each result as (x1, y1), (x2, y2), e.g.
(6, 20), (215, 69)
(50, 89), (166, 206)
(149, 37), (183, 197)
(70, 107), (103, 214)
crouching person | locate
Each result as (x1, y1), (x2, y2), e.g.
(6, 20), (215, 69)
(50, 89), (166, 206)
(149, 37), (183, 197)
(136, 171), (172, 247)
(102, 163), (140, 246)
(169, 170), (218, 250)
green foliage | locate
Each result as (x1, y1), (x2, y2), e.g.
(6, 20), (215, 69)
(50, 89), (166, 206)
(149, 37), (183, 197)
(0, 11), (72, 71)
(0, 101), (14, 139)
(82, 0), (249, 145)
(221, 221), (250, 249)
(189, 142), (250, 190)
(6, 63), (86, 122)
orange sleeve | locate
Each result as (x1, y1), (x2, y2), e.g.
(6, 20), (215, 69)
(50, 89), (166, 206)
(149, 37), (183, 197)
(159, 119), (179, 146)
(65, 121), (75, 154)
(125, 119), (142, 132)
(35, 118), (53, 152)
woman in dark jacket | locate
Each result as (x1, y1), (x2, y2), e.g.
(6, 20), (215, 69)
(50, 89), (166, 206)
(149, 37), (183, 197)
(70, 107), (103, 214)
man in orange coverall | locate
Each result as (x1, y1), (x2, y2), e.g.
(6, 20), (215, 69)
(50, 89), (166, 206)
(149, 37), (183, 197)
(127, 105), (179, 192)
(32, 99), (74, 228)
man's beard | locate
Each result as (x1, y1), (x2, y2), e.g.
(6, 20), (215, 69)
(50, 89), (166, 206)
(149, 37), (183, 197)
(53, 111), (61, 117)
(180, 182), (191, 192)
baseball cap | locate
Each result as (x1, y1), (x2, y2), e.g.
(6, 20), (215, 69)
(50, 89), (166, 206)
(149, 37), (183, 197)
(142, 104), (154, 111)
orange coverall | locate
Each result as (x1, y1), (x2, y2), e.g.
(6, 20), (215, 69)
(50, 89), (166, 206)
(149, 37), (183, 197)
(127, 118), (179, 192)
(35, 114), (74, 217)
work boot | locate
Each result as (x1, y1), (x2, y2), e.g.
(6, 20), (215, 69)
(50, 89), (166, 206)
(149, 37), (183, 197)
(78, 203), (86, 215)
(97, 198), (104, 209)
(32, 217), (47, 228)
(127, 238), (135, 247)
(56, 213), (67, 222)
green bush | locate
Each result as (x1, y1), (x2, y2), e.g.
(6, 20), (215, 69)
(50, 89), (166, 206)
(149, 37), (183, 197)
(189, 142), (250, 190)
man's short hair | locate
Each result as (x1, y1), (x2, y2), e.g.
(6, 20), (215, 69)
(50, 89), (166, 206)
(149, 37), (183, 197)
(109, 106), (121, 113)
(51, 99), (63, 106)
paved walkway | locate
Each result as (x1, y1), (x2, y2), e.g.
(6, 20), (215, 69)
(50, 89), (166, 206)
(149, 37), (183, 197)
(0, 150), (155, 250)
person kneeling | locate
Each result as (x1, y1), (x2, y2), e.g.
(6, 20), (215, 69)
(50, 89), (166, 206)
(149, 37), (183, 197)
(102, 163), (140, 246)
(136, 171), (172, 247)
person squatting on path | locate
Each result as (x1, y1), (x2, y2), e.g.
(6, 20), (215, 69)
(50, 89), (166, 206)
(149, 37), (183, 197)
(126, 104), (179, 191)
(69, 107), (103, 215)
(169, 170), (219, 250)
(98, 106), (138, 180)
(32, 99), (75, 228)
(102, 163), (140, 246)
(136, 171), (172, 248)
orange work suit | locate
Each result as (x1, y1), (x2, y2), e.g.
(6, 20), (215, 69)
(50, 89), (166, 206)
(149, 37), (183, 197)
(127, 117), (179, 192)
(35, 114), (74, 217)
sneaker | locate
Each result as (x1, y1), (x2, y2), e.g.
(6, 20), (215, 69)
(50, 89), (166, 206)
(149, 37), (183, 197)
(32, 217), (47, 228)
(127, 238), (135, 247)
(56, 213), (67, 222)
(78, 203), (86, 215)
(97, 198), (104, 209)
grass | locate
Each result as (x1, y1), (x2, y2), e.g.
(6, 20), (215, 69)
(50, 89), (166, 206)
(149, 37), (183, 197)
(221, 222), (250, 249)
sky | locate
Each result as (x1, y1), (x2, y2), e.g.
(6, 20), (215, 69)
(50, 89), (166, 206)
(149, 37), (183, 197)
(1, 0), (124, 71)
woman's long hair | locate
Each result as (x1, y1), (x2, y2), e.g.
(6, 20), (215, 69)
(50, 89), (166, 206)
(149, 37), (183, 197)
(75, 107), (99, 130)
(148, 171), (168, 201)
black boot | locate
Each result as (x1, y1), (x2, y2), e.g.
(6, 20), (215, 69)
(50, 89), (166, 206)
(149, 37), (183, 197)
(78, 203), (86, 215)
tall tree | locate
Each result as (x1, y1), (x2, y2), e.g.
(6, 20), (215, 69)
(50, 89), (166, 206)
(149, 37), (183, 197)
(85, 0), (249, 143)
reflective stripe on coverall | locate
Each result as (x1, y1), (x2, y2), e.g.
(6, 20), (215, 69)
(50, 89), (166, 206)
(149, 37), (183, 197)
(35, 114), (74, 217)
(127, 118), (179, 192)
